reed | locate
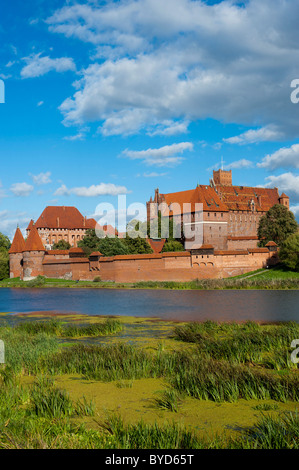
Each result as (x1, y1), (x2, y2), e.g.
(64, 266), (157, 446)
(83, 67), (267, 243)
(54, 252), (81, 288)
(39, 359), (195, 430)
(102, 414), (199, 449)
(61, 318), (122, 337)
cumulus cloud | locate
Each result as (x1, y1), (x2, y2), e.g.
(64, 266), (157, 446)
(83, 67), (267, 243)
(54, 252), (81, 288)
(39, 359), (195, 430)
(54, 183), (131, 197)
(21, 53), (76, 78)
(258, 144), (299, 170)
(30, 171), (52, 185)
(10, 182), (34, 197)
(122, 142), (193, 167)
(264, 172), (299, 202)
(44, 0), (299, 138)
(224, 126), (284, 145)
(224, 159), (254, 170)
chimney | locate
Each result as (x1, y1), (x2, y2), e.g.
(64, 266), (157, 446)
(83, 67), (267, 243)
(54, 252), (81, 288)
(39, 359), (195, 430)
(57, 217), (60, 228)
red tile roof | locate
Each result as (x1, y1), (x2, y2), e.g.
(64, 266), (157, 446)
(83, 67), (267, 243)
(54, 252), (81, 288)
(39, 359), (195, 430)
(9, 227), (26, 254)
(28, 206), (97, 230)
(215, 186), (280, 212)
(24, 225), (45, 252)
(161, 185), (228, 215)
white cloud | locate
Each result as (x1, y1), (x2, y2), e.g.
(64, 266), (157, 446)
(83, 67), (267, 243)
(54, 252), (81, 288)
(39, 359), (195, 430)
(0, 211), (31, 240)
(30, 171), (52, 185)
(147, 120), (189, 136)
(46, 0), (299, 138)
(290, 205), (299, 220)
(264, 172), (299, 202)
(139, 172), (168, 178)
(37, 101), (44, 107)
(21, 53), (76, 78)
(54, 183), (131, 197)
(258, 144), (299, 170)
(10, 182), (34, 197)
(122, 142), (193, 167)
(224, 159), (254, 170)
(224, 126), (284, 145)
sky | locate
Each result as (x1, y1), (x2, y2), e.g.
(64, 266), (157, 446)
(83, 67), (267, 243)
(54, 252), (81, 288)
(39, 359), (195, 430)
(1, 0), (299, 238)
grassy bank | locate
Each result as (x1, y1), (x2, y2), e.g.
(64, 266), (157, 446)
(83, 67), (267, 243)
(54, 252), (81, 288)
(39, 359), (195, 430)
(0, 315), (299, 448)
(0, 265), (298, 290)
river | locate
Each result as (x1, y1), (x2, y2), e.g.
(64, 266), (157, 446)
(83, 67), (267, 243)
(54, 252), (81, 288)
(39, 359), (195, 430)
(0, 288), (298, 322)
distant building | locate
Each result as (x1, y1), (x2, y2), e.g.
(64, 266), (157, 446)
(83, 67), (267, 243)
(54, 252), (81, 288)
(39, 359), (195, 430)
(26, 206), (117, 250)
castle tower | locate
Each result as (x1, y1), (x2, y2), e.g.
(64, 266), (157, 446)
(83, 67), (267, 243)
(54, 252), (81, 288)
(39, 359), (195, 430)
(213, 169), (232, 186)
(279, 193), (290, 210)
(22, 225), (45, 281)
(8, 227), (25, 278)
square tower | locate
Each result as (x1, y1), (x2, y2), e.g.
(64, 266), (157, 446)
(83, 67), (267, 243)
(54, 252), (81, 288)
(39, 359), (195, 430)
(213, 169), (232, 186)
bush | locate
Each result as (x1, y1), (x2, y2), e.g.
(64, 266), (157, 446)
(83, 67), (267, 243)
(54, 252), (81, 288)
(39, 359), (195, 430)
(26, 275), (46, 287)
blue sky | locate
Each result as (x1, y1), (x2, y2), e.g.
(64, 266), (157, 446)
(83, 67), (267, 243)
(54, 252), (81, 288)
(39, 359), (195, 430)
(1, 0), (299, 238)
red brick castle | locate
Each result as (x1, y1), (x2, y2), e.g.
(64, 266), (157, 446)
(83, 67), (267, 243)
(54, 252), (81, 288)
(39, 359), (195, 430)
(9, 169), (285, 282)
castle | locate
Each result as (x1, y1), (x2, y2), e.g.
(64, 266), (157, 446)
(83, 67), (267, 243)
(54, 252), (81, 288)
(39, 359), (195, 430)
(147, 169), (289, 251)
(9, 169), (285, 282)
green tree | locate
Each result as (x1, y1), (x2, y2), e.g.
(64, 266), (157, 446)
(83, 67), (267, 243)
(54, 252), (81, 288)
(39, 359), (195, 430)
(78, 229), (104, 255)
(258, 205), (298, 247)
(78, 229), (130, 257)
(279, 232), (299, 271)
(0, 250), (9, 280)
(123, 234), (153, 254)
(52, 240), (71, 250)
(162, 239), (185, 252)
(97, 237), (130, 257)
(0, 233), (11, 251)
(0, 232), (11, 280)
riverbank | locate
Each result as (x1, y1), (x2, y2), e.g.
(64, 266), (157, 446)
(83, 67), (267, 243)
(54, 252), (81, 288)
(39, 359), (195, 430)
(0, 265), (298, 290)
(0, 314), (299, 449)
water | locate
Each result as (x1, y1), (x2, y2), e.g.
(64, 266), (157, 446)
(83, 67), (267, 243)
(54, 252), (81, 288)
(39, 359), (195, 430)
(0, 288), (298, 322)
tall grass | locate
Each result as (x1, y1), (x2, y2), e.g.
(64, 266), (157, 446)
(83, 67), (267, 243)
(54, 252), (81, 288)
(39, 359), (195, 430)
(29, 376), (95, 418)
(169, 353), (299, 402)
(14, 318), (122, 338)
(40, 343), (177, 381)
(102, 414), (199, 449)
(173, 321), (299, 369)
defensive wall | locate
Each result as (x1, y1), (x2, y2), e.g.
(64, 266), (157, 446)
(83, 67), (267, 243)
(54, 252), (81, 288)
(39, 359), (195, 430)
(39, 245), (278, 282)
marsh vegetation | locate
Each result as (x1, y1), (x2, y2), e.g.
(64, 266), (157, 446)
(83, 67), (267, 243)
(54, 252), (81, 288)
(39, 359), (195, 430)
(0, 315), (298, 449)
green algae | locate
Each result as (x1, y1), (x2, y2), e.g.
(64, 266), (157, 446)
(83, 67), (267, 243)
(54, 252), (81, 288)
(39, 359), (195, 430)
(19, 373), (299, 441)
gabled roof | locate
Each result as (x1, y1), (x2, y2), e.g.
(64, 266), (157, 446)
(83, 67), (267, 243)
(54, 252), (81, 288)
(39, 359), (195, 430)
(160, 185), (228, 215)
(9, 227), (25, 254)
(24, 225), (45, 252)
(27, 206), (97, 230)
